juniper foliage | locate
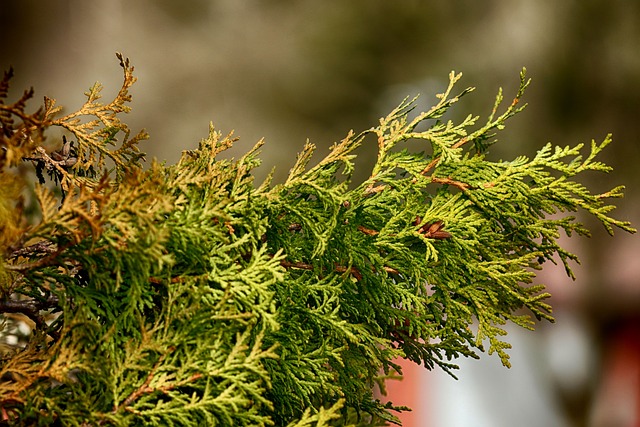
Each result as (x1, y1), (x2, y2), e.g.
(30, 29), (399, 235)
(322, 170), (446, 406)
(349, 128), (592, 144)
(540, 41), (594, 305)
(0, 55), (634, 426)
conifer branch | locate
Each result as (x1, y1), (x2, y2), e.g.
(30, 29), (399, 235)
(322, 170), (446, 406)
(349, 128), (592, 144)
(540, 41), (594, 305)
(0, 56), (634, 426)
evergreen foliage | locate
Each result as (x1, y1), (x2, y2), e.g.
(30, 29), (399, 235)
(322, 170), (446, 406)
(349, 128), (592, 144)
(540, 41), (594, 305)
(0, 54), (634, 426)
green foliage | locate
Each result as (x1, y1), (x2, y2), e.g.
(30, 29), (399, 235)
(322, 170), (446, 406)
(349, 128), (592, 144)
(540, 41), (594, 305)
(0, 55), (634, 426)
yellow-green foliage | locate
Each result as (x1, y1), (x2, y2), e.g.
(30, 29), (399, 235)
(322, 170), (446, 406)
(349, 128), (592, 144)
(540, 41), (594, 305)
(0, 55), (634, 426)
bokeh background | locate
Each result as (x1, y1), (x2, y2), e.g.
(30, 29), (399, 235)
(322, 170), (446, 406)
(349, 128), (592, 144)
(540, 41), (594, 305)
(2, 1), (639, 425)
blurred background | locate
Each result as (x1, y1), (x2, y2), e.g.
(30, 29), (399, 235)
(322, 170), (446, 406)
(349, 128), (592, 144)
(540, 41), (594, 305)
(1, 1), (638, 425)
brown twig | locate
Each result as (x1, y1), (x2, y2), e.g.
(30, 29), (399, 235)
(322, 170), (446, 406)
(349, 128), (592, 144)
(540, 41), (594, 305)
(415, 135), (472, 178)
(280, 259), (399, 281)
(148, 276), (184, 285)
(118, 348), (198, 411)
(8, 240), (57, 259)
(121, 371), (203, 414)
(0, 296), (60, 333)
(428, 176), (470, 191)
(4, 241), (74, 272)
(357, 225), (379, 236)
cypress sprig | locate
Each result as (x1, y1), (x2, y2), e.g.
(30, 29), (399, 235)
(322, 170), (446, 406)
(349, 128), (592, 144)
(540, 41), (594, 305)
(0, 55), (634, 426)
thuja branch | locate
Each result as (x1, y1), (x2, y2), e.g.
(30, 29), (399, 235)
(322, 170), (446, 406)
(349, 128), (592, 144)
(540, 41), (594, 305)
(0, 55), (634, 427)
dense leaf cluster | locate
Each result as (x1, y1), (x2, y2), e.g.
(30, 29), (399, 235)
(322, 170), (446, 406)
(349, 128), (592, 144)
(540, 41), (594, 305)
(0, 55), (634, 426)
